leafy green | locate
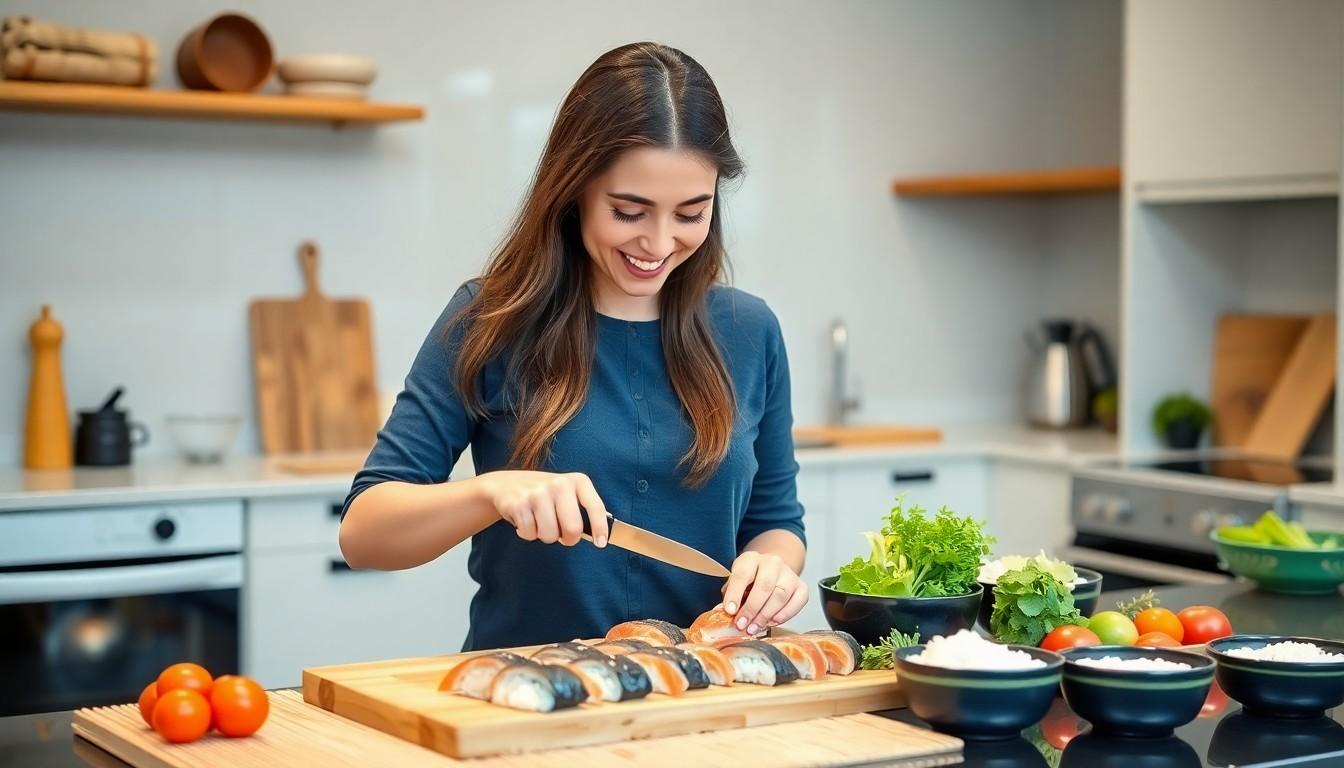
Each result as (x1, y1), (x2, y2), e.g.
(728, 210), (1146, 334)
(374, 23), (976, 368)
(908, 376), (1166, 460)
(835, 495), (994, 598)
(860, 628), (921, 670)
(989, 561), (1087, 646)
(1218, 511), (1340, 550)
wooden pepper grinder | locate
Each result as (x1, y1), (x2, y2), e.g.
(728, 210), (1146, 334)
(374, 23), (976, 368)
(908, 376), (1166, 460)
(24, 305), (73, 469)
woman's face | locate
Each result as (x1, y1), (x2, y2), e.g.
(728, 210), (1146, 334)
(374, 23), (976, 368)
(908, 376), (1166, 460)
(579, 147), (717, 316)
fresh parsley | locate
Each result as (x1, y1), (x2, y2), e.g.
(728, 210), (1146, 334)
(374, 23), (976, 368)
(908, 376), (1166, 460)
(860, 628), (922, 670)
(988, 561), (1087, 646)
(835, 495), (994, 598)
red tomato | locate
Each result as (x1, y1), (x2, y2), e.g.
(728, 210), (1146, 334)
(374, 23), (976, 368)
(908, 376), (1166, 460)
(1135, 631), (1182, 648)
(1040, 625), (1101, 652)
(209, 675), (270, 737)
(1039, 697), (1084, 749)
(137, 682), (159, 727)
(152, 689), (212, 744)
(156, 663), (214, 698)
(1134, 608), (1185, 643)
(1200, 679), (1229, 719)
(1177, 606), (1233, 644)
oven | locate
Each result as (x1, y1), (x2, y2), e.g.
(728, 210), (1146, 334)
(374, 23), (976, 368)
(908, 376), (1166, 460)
(0, 501), (243, 716)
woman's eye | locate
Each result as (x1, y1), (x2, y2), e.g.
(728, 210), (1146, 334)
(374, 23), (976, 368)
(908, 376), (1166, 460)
(676, 211), (706, 224)
(611, 208), (643, 223)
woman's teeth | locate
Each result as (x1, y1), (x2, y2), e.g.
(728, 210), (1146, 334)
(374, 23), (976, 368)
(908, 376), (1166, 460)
(621, 251), (666, 271)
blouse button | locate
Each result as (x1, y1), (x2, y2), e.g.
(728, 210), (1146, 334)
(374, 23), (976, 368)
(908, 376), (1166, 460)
(636, 479), (649, 493)
(633, 392), (643, 401)
(639, 430), (649, 442)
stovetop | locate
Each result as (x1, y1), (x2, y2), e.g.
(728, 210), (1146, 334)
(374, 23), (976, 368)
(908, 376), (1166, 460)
(1131, 455), (1334, 486)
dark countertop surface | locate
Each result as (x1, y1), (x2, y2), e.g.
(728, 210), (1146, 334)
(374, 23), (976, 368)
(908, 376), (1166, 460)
(3, 581), (1343, 767)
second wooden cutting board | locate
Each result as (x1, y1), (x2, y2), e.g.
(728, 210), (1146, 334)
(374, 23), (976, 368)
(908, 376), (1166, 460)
(250, 242), (381, 455)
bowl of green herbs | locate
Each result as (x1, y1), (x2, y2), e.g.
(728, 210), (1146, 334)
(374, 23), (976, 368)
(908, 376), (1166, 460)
(820, 497), (993, 647)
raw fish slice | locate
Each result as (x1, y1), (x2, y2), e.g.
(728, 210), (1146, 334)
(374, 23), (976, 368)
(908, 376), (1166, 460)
(531, 641), (610, 665)
(720, 641), (799, 686)
(605, 618), (686, 645)
(627, 651), (691, 696)
(570, 655), (652, 702)
(765, 637), (828, 680)
(566, 663), (612, 702)
(438, 652), (529, 698)
(803, 630), (862, 675)
(488, 662), (588, 712)
(647, 646), (710, 689)
(592, 639), (652, 655)
(685, 606), (756, 644)
(676, 643), (735, 686)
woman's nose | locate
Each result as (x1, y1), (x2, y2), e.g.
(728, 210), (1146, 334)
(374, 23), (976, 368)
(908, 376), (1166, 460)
(639, 219), (676, 259)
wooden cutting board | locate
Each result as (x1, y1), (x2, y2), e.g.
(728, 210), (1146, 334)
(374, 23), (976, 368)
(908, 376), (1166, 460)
(1210, 314), (1310, 446)
(302, 642), (913, 759)
(793, 425), (942, 447)
(73, 690), (961, 768)
(249, 242), (380, 455)
(1242, 313), (1338, 459)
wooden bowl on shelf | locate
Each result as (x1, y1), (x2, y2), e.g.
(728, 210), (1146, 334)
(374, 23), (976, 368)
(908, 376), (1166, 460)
(176, 12), (274, 92)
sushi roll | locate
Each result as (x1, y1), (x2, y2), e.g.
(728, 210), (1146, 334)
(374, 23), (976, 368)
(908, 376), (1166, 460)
(720, 641), (799, 686)
(591, 639), (653, 655)
(568, 655), (653, 702)
(764, 637), (827, 680)
(647, 646), (711, 689)
(605, 618), (686, 646)
(685, 606), (756, 645)
(438, 651), (529, 699)
(676, 643), (734, 686)
(804, 630), (862, 675)
(489, 662), (589, 712)
(627, 651), (692, 696)
(531, 641), (610, 665)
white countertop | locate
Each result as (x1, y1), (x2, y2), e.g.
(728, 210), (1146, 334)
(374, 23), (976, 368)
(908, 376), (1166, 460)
(1289, 482), (1344, 509)
(795, 424), (1120, 468)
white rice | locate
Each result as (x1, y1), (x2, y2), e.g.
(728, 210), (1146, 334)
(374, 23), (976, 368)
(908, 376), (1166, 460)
(1074, 656), (1193, 671)
(1224, 641), (1344, 663)
(906, 629), (1046, 670)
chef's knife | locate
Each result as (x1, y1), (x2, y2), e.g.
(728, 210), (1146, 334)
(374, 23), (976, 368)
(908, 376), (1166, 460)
(581, 510), (731, 578)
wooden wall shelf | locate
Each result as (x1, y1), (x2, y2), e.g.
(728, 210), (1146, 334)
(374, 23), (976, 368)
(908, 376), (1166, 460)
(892, 166), (1122, 197)
(0, 81), (423, 127)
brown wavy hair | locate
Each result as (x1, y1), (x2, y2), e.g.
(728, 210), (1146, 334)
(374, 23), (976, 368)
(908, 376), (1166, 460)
(453, 42), (744, 486)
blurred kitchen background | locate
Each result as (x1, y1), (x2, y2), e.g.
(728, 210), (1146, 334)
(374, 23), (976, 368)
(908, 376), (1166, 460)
(2, 0), (1342, 712)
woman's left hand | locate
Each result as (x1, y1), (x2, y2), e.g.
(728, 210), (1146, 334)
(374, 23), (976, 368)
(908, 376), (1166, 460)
(720, 551), (808, 634)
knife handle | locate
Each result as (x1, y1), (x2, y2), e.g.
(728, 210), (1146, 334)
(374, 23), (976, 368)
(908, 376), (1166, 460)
(580, 508), (615, 538)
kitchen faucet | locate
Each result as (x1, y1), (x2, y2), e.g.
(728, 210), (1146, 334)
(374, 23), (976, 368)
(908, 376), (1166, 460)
(828, 318), (861, 424)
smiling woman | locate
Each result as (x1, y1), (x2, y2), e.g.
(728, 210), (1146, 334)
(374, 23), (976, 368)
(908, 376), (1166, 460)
(337, 42), (807, 652)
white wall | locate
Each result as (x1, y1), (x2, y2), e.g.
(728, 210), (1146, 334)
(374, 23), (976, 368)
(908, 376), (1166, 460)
(0, 0), (1123, 461)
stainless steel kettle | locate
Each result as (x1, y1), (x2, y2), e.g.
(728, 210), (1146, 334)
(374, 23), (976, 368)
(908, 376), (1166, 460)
(1025, 320), (1114, 428)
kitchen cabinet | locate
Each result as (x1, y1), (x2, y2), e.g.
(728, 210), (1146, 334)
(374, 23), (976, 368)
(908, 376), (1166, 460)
(986, 459), (1073, 558)
(792, 464), (834, 630)
(1126, 0), (1344, 200)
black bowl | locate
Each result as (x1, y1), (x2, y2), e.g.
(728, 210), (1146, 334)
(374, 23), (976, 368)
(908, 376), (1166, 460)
(1060, 646), (1214, 738)
(894, 644), (1064, 741)
(976, 567), (1103, 635)
(1207, 710), (1344, 767)
(819, 576), (982, 647)
(1206, 634), (1344, 718)
(1060, 733), (1201, 768)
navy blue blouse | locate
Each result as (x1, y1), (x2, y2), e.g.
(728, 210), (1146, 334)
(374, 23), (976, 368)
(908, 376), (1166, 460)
(343, 283), (804, 651)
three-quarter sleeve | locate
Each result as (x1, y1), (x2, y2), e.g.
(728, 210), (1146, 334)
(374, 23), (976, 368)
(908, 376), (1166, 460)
(341, 283), (479, 518)
(735, 309), (806, 551)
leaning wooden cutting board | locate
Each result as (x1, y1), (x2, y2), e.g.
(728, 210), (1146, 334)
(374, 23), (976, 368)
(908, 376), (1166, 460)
(1209, 314), (1310, 447)
(302, 642), (911, 759)
(74, 690), (960, 768)
(249, 241), (381, 455)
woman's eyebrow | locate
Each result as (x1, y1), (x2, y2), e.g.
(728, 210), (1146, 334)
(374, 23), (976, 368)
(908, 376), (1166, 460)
(607, 192), (714, 206)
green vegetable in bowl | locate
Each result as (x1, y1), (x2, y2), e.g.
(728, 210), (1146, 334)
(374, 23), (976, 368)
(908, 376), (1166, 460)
(859, 628), (921, 670)
(1217, 511), (1340, 550)
(989, 561), (1088, 646)
(834, 495), (994, 598)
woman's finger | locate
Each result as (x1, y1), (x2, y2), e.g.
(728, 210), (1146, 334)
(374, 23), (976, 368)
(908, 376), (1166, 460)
(552, 479), (584, 547)
(737, 560), (782, 633)
(570, 473), (610, 547)
(721, 553), (759, 620)
(529, 489), (559, 544)
(746, 573), (793, 633)
(510, 502), (538, 541)
(762, 584), (809, 629)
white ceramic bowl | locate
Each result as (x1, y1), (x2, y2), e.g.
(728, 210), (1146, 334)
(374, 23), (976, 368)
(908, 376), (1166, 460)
(166, 415), (242, 463)
(277, 54), (377, 85)
(283, 81), (368, 100)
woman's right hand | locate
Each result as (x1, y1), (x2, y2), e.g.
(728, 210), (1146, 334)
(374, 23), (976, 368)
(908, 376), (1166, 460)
(475, 471), (611, 548)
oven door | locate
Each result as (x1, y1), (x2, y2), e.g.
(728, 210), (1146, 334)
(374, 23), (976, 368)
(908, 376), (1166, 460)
(1062, 536), (1233, 592)
(0, 554), (241, 716)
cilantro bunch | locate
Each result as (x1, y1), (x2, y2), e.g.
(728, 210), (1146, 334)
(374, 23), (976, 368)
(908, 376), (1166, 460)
(834, 496), (994, 598)
(989, 561), (1087, 645)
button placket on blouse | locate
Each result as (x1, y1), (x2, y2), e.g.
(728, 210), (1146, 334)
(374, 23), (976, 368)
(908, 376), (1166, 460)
(628, 322), (649, 616)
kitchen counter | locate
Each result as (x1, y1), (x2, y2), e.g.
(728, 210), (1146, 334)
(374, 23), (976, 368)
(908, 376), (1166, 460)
(0, 425), (1119, 512)
(6, 581), (1341, 768)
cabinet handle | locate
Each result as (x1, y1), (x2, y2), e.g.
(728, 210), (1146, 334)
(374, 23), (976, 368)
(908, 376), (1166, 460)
(330, 503), (345, 519)
(329, 559), (365, 573)
(891, 470), (935, 484)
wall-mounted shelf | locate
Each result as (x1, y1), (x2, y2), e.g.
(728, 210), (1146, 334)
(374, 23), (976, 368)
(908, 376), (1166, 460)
(0, 81), (423, 127)
(892, 166), (1122, 197)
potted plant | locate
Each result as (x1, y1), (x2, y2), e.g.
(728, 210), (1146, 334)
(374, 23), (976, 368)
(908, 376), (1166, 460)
(1152, 392), (1211, 450)
(1092, 388), (1118, 434)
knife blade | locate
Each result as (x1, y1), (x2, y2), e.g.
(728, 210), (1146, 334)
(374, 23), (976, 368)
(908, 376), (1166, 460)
(582, 511), (731, 578)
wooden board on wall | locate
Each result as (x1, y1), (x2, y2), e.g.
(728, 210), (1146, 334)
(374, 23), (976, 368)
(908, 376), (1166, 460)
(1242, 313), (1337, 459)
(1210, 314), (1311, 446)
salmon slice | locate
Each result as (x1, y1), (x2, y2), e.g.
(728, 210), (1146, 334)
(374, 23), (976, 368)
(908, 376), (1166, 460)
(803, 630), (862, 675)
(762, 638), (826, 680)
(684, 606), (755, 645)
(676, 643), (735, 686)
(604, 619), (686, 646)
(438, 652), (529, 698)
(626, 651), (691, 696)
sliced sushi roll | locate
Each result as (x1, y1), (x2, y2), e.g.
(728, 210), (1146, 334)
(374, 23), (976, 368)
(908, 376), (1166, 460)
(676, 643), (735, 687)
(626, 651), (691, 696)
(591, 639), (653, 655)
(531, 641), (610, 665)
(647, 646), (711, 689)
(569, 655), (653, 702)
(721, 641), (799, 686)
(804, 630), (862, 675)
(489, 662), (589, 712)
(438, 651), (529, 698)
(764, 637), (827, 680)
(605, 618), (686, 646)
(685, 606), (756, 645)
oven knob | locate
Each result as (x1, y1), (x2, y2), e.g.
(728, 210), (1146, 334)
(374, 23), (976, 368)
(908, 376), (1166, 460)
(1191, 509), (1216, 538)
(1104, 498), (1134, 524)
(1080, 495), (1105, 521)
(153, 518), (176, 541)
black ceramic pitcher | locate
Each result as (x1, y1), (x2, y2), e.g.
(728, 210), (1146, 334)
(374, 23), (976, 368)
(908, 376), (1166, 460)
(74, 387), (149, 466)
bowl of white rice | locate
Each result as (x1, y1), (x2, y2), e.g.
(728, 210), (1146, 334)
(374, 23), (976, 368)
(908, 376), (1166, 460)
(1207, 634), (1344, 718)
(893, 629), (1064, 741)
(1060, 645), (1214, 738)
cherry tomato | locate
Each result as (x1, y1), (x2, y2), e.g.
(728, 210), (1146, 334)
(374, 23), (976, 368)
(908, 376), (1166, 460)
(1135, 607), (1185, 643)
(152, 689), (212, 744)
(137, 682), (159, 727)
(1135, 631), (1182, 648)
(1088, 611), (1139, 645)
(156, 663), (214, 698)
(1177, 606), (1233, 644)
(1041, 625), (1101, 651)
(1199, 679), (1229, 719)
(209, 675), (270, 737)
(1039, 697), (1084, 749)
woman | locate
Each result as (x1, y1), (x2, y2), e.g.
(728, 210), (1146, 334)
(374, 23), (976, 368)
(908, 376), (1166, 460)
(339, 42), (806, 652)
